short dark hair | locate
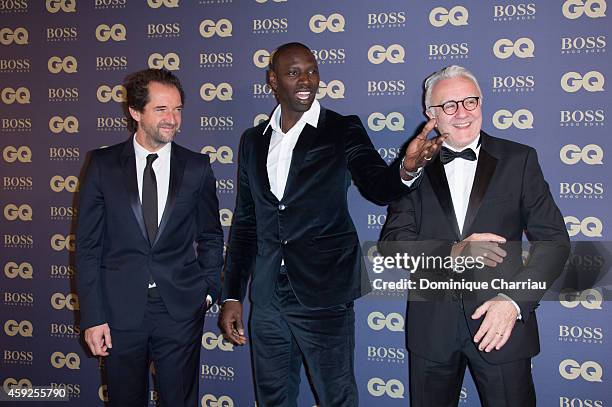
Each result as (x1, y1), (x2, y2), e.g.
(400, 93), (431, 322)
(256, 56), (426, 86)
(123, 68), (185, 132)
(269, 42), (312, 72)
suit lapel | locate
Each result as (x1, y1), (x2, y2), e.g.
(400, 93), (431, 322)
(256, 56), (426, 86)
(256, 125), (279, 203)
(119, 141), (148, 243)
(426, 156), (461, 240)
(462, 143), (498, 238)
(153, 143), (185, 247)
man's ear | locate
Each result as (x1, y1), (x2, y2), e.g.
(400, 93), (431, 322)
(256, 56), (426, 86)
(425, 108), (435, 120)
(128, 106), (141, 123)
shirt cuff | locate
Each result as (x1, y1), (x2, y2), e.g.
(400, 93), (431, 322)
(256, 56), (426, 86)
(498, 293), (522, 320)
(223, 298), (239, 302)
(400, 166), (423, 187)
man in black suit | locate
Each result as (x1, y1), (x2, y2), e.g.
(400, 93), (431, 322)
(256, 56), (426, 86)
(76, 68), (224, 407)
(218, 42), (444, 406)
(379, 65), (570, 406)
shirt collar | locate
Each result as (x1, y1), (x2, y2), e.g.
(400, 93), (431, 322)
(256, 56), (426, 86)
(133, 134), (172, 161)
(263, 99), (320, 135)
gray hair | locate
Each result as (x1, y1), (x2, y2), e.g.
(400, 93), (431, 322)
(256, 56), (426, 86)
(424, 65), (482, 113)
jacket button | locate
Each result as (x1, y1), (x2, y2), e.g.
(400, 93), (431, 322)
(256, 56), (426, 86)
(278, 204), (286, 211)
(281, 240), (288, 245)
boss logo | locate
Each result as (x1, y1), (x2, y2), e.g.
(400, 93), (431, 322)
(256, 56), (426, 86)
(492, 109), (534, 129)
(428, 42), (469, 59)
(429, 6), (469, 27)
(3, 234), (33, 248)
(559, 397), (603, 407)
(559, 359), (603, 382)
(253, 113), (269, 126)
(1, 87), (30, 104)
(252, 18), (288, 33)
(367, 377), (405, 399)
(3, 377), (33, 391)
(561, 71), (604, 92)
(3, 350), (33, 363)
(493, 3), (536, 20)
(367, 214), (387, 229)
(367, 11), (406, 28)
(0, 27), (28, 45)
(368, 44), (405, 64)
(201, 146), (233, 164)
(4, 261), (33, 279)
(49, 383), (81, 397)
(0, 0), (29, 13)
(51, 292), (79, 310)
(200, 83), (233, 101)
(50, 264), (75, 278)
(311, 48), (345, 64)
(3, 292), (34, 306)
(216, 179), (234, 193)
(147, 23), (180, 37)
(46, 26), (77, 41)
(46, 0), (76, 13)
(148, 52), (180, 70)
(309, 13), (345, 33)
(317, 80), (345, 99)
(96, 55), (127, 71)
(367, 80), (406, 96)
(560, 288), (603, 310)
(0, 118), (31, 131)
(47, 56), (77, 73)
(147, 0), (179, 8)
(561, 35), (606, 53)
(50, 206), (78, 220)
(252, 49), (271, 68)
(49, 87), (79, 102)
(96, 85), (126, 103)
(200, 116), (234, 130)
(252, 83), (273, 99)
(4, 319), (32, 337)
(50, 352), (80, 369)
(49, 116), (78, 133)
(0, 58), (30, 72)
(96, 116), (128, 131)
(493, 37), (535, 59)
(560, 109), (605, 127)
(50, 234), (76, 252)
(219, 209), (233, 227)
(377, 147), (401, 163)
(201, 332), (233, 351)
(3, 204), (32, 221)
(367, 346), (406, 362)
(367, 311), (404, 331)
(564, 216), (603, 237)
(3, 146), (31, 163)
(3, 176), (33, 190)
(94, 0), (126, 9)
(559, 325), (603, 343)
(199, 52), (233, 68)
(367, 112), (404, 132)
(95, 24), (126, 42)
(492, 75), (535, 92)
(562, 0), (606, 19)
(200, 364), (235, 380)
(201, 395), (234, 407)
(199, 19), (232, 38)
(49, 147), (80, 161)
(560, 182), (604, 199)
(560, 144), (603, 165)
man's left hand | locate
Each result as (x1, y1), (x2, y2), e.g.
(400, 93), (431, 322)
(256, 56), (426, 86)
(471, 295), (518, 352)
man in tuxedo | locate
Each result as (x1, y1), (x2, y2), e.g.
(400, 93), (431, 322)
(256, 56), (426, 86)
(379, 65), (570, 406)
(76, 68), (224, 407)
(219, 42), (444, 406)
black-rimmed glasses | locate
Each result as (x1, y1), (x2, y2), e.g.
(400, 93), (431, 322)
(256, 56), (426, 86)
(428, 96), (480, 115)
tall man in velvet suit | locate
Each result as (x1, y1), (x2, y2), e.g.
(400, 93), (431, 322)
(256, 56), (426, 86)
(76, 69), (224, 407)
(379, 65), (570, 406)
(219, 42), (444, 406)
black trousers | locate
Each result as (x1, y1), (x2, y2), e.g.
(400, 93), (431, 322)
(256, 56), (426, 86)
(409, 303), (536, 407)
(250, 267), (358, 407)
(105, 289), (204, 407)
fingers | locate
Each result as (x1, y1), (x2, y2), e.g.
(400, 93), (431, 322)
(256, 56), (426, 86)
(85, 325), (110, 357)
(416, 118), (437, 140)
(219, 305), (247, 346)
(103, 324), (112, 350)
(473, 301), (518, 352)
(466, 233), (506, 243)
(471, 301), (489, 321)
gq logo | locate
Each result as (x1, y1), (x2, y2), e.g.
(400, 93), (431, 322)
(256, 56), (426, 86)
(148, 53), (180, 70)
(4, 262), (33, 279)
(4, 320), (32, 337)
(367, 311), (404, 331)
(429, 6), (469, 27)
(51, 292), (79, 310)
(49, 116), (78, 134)
(147, 0), (179, 8)
(201, 146), (233, 164)
(560, 144), (603, 165)
(560, 288), (604, 309)
(46, 0), (76, 13)
(309, 13), (345, 33)
(1, 87), (30, 104)
(367, 378), (405, 399)
(493, 38), (535, 59)
(253, 113), (269, 126)
(50, 352), (80, 369)
(3, 146), (32, 163)
(201, 332), (233, 351)
(96, 85), (126, 103)
(219, 209), (233, 227)
(562, 0), (606, 19)
(50, 175), (79, 192)
(561, 71), (604, 92)
(95, 24), (126, 42)
(200, 83), (233, 101)
(368, 112), (405, 132)
(201, 394), (234, 407)
(199, 19), (232, 38)
(3, 377), (33, 391)
(0, 27), (28, 45)
(3, 204), (32, 221)
(368, 44), (405, 64)
(47, 56), (77, 73)
(317, 80), (345, 99)
(50, 234), (76, 251)
(564, 216), (603, 237)
(492, 109), (534, 129)
(252, 49), (271, 68)
(559, 359), (603, 382)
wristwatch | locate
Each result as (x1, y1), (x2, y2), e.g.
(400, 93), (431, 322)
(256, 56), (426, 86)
(400, 156), (422, 178)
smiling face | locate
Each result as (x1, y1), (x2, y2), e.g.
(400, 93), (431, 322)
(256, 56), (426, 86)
(427, 76), (482, 149)
(268, 45), (320, 129)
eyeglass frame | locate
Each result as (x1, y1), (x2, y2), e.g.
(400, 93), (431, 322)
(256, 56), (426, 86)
(427, 96), (480, 116)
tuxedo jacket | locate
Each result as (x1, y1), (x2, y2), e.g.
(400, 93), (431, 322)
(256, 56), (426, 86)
(379, 132), (570, 364)
(76, 139), (224, 330)
(223, 107), (410, 308)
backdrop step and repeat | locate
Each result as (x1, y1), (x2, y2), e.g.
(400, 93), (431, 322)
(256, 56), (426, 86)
(1, 0), (610, 406)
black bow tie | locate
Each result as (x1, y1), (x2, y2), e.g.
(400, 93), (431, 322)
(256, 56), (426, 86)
(439, 146), (476, 165)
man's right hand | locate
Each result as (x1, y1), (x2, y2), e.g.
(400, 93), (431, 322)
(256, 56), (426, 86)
(451, 233), (507, 267)
(219, 301), (247, 345)
(84, 323), (112, 356)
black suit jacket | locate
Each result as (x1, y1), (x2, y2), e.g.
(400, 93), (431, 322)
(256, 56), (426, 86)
(76, 139), (224, 330)
(379, 132), (570, 364)
(223, 107), (410, 308)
